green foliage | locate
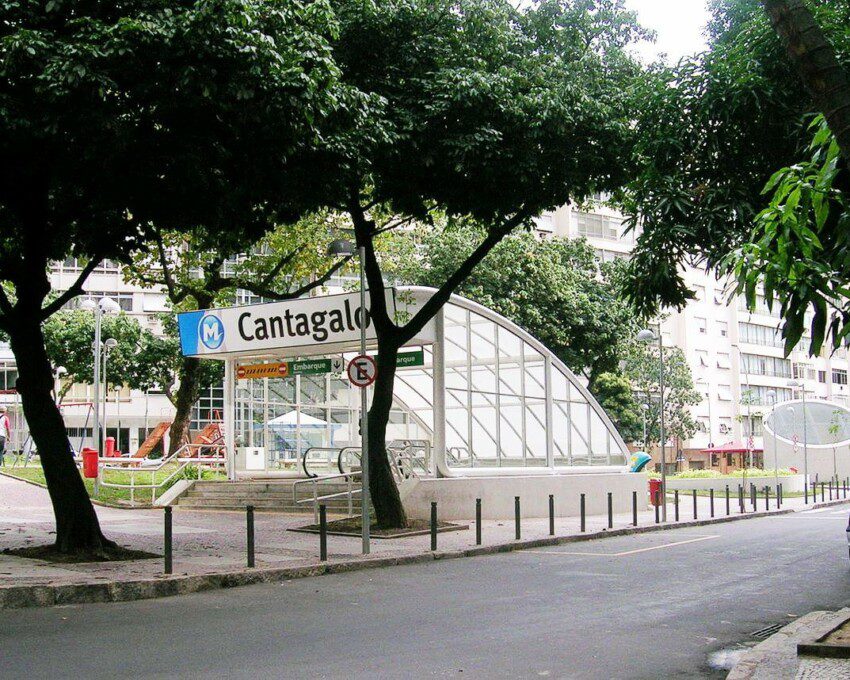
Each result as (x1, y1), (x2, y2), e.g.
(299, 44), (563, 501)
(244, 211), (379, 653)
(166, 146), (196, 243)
(620, 0), (850, 340)
(405, 224), (640, 382)
(668, 468), (797, 479)
(727, 116), (850, 354)
(623, 341), (702, 446)
(591, 372), (644, 443)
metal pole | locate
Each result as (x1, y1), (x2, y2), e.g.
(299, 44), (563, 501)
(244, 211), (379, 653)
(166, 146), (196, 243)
(580, 493), (586, 532)
(803, 389), (809, 505)
(475, 498), (482, 545)
(710, 488), (714, 518)
(359, 245), (370, 555)
(725, 484), (730, 516)
(607, 492), (613, 529)
(658, 332), (667, 522)
(93, 306), (101, 452)
(246, 505), (255, 568)
(514, 496), (521, 540)
(163, 506), (172, 575)
(430, 501), (437, 551)
(654, 491), (659, 524)
(674, 490), (679, 521)
(692, 489), (697, 520)
(319, 504), (327, 561)
(632, 491), (638, 527)
(549, 494), (555, 536)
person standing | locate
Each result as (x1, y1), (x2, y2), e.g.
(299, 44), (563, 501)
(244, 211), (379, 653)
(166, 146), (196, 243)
(0, 406), (10, 467)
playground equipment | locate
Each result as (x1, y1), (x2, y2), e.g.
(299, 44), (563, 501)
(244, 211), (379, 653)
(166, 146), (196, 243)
(131, 421), (171, 458)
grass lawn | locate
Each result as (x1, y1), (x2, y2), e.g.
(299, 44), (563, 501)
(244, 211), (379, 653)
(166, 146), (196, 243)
(1, 461), (226, 506)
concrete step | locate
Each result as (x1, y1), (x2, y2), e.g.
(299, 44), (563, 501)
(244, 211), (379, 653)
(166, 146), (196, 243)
(174, 479), (362, 512)
(177, 496), (354, 510)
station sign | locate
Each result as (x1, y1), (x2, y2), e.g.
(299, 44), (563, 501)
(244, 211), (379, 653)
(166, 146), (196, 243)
(236, 358), (342, 381)
(395, 350), (424, 368)
(177, 289), (397, 358)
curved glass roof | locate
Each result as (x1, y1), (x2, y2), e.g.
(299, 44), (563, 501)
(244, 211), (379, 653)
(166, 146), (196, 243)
(230, 287), (629, 474)
(764, 400), (850, 447)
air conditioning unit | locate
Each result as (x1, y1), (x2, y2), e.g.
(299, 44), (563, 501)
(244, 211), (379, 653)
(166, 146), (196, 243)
(719, 423), (730, 434)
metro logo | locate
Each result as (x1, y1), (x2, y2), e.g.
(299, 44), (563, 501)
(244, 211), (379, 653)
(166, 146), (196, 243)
(199, 315), (225, 350)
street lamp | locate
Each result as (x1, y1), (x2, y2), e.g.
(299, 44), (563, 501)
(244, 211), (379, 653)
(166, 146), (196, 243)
(641, 402), (649, 451)
(637, 327), (667, 522)
(766, 389), (779, 495)
(80, 297), (120, 453)
(102, 337), (118, 447)
(327, 238), (370, 554)
(788, 378), (809, 503)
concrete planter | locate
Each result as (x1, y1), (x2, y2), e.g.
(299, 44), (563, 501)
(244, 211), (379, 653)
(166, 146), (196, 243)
(664, 474), (807, 493)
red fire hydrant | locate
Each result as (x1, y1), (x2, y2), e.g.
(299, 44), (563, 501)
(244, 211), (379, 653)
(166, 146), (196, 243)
(82, 447), (99, 479)
(648, 478), (663, 506)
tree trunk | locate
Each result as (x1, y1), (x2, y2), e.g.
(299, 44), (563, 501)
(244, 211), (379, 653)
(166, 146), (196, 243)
(9, 316), (113, 554)
(762, 0), (850, 162)
(367, 339), (408, 528)
(168, 356), (203, 456)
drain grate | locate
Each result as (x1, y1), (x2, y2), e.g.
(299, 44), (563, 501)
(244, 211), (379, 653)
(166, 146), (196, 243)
(751, 623), (784, 639)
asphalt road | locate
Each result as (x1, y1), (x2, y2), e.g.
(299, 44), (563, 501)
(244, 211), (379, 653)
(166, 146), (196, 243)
(3, 506), (850, 680)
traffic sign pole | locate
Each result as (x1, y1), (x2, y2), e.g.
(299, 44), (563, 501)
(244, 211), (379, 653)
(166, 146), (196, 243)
(359, 245), (370, 555)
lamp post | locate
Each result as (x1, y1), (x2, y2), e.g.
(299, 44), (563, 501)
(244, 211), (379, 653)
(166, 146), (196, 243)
(641, 402), (649, 451)
(766, 389), (779, 494)
(638, 327), (666, 522)
(327, 238), (369, 554)
(789, 379), (809, 503)
(102, 337), (118, 447)
(79, 297), (120, 453)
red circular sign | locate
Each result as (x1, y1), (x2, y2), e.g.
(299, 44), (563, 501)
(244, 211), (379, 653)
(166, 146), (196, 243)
(347, 355), (377, 388)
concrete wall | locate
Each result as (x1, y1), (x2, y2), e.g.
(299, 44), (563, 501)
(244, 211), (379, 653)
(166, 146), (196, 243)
(401, 473), (646, 521)
(665, 475), (807, 494)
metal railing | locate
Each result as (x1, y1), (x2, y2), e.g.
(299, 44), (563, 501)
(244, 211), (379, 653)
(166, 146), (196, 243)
(98, 443), (226, 506)
(292, 471), (362, 523)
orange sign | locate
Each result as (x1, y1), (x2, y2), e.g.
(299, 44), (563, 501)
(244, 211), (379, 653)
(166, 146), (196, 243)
(236, 362), (290, 380)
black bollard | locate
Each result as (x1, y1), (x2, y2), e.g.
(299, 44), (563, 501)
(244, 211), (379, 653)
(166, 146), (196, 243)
(692, 489), (698, 520)
(319, 504), (328, 562)
(739, 485), (744, 514)
(764, 486), (770, 512)
(805, 479), (809, 505)
(726, 485), (730, 516)
(779, 483), (783, 507)
(821, 482), (826, 503)
(710, 488), (715, 518)
(475, 498), (482, 545)
(515, 496), (521, 540)
(654, 491), (660, 524)
(246, 505), (255, 568)
(549, 494), (555, 536)
(430, 501), (438, 551)
(674, 490), (679, 522)
(607, 492), (613, 529)
(632, 491), (638, 527)
(751, 484), (756, 511)
(829, 481), (833, 501)
(580, 493), (586, 533)
(164, 506), (173, 575)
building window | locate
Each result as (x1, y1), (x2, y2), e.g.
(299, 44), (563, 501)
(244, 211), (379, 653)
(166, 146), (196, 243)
(68, 291), (134, 312)
(738, 322), (784, 348)
(833, 369), (848, 385)
(716, 353), (731, 369)
(695, 317), (707, 334)
(718, 384), (732, 401)
(693, 285), (706, 302)
(819, 370), (827, 383)
(717, 321), (728, 337)
(574, 212), (620, 240)
(696, 350), (709, 368)
(719, 418), (733, 434)
(741, 353), (792, 378)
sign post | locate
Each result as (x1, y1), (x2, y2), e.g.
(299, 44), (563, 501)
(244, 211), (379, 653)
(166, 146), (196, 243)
(358, 245), (370, 554)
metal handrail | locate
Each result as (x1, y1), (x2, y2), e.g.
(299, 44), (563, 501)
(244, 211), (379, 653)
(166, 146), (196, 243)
(293, 470), (361, 522)
(301, 446), (346, 478)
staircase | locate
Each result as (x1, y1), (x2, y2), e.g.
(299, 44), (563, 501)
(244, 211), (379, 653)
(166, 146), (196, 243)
(175, 479), (365, 514)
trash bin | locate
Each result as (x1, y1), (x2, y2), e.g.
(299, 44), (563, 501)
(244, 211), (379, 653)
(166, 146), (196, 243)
(105, 436), (116, 457)
(649, 478), (663, 506)
(82, 447), (99, 479)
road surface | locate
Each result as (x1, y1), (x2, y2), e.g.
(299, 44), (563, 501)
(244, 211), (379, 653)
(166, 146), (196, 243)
(3, 506), (850, 679)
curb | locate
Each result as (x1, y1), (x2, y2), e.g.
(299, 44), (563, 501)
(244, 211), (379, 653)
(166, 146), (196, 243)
(1, 503), (823, 610)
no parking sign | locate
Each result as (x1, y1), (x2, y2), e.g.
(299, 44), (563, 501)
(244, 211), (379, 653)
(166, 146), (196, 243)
(348, 355), (377, 388)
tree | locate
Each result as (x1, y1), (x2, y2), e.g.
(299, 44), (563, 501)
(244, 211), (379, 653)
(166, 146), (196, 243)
(406, 224), (640, 388)
(622, 343), (701, 458)
(126, 218), (351, 455)
(622, 0), (850, 353)
(328, 0), (649, 527)
(760, 0), (850, 162)
(591, 372), (644, 444)
(0, 0), (360, 555)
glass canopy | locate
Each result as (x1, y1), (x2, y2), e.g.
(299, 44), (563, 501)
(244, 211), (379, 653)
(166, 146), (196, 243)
(764, 400), (850, 447)
(229, 287), (629, 475)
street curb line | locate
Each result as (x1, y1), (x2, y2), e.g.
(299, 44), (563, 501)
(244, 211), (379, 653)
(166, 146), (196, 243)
(1, 503), (822, 610)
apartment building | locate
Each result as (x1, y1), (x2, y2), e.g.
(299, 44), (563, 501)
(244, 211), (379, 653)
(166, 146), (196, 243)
(539, 203), (850, 471)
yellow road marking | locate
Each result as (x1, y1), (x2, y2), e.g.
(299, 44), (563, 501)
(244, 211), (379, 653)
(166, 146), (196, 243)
(524, 535), (719, 558)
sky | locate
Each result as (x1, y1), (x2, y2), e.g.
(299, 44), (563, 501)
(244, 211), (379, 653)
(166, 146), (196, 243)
(623, 0), (712, 62)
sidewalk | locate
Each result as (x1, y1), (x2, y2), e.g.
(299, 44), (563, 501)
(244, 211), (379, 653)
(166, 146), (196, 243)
(1, 473), (846, 609)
